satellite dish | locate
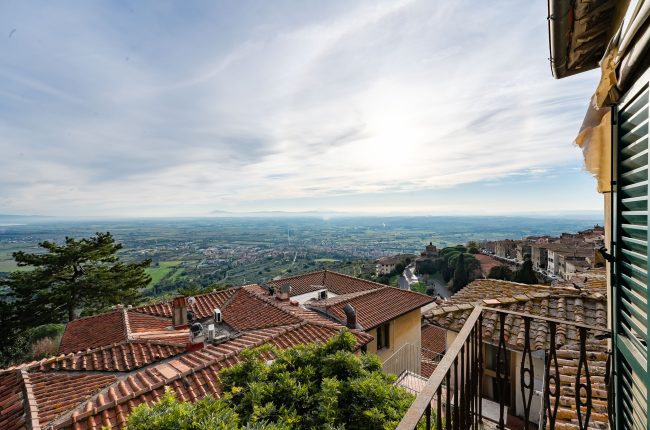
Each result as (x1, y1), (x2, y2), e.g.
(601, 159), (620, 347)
(188, 296), (196, 306)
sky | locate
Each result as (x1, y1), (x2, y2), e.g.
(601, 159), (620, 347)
(0, 0), (603, 218)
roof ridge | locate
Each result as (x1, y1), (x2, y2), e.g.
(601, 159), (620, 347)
(323, 270), (387, 289)
(6, 338), (190, 374)
(19, 369), (41, 430)
(122, 308), (132, 340)
(64, 308), (121, 322)
(241, 286), (304, 323)
(132, 286), (244, 313)
(268, 269), (326, 284)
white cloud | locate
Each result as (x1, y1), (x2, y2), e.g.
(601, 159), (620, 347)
(0, 0), (599, 216)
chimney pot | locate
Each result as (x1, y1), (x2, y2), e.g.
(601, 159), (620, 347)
(343, 304), (357, 329)
(172, 296), (188, 329)
(278, 284), (291, 301)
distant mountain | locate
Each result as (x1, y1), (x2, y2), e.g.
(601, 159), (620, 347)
(209, 209), (350, 218)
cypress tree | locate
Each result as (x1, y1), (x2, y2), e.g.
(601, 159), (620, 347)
(513, 258), (537, 284)
(453, 253), (468, 291)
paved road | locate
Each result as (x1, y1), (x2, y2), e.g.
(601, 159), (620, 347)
(428, 276), (452, 298)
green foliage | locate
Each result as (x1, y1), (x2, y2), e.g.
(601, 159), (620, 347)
(487, 265), (513, 281)
(513, 259), (537, 285)
(416, 259), (436, 275)
(0, 233), (151, 366)
(452, 253), (468, 292)
(3, 232), (151, 323)
(466, 241), (479, 250)
(22, 323), (65, 345)
(126, 331), (415, 430)
(409, 282), (427, 294)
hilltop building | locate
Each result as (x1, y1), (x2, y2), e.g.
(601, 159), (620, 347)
(421, 242), (438, 258)
(375, 255), (400, 275)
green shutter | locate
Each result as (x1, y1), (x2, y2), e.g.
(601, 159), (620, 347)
(614, 72), (650, 430)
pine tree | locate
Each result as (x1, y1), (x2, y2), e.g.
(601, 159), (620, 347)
(453, 253), (468, 291)
(4, 232), (151, 324)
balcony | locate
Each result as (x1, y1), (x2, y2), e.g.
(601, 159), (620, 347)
(397, 306), (612, 430)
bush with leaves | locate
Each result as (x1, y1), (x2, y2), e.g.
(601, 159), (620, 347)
(487, 265), (513, 281)
(126, 331), (416, 430)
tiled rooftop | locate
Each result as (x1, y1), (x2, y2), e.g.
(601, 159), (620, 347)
(268, 269), (385, 296)
(6, 340), (186, 373)
(53, 323), (371, 430)
(134, 288), (237, 319)
(422, 279), (609, 430)
(308, 286), (434, 330)
(420, 324), (446, 378)
(0, 278), (376, 430)
(221, 287), (302, 331)
(59, 308), (177, 354)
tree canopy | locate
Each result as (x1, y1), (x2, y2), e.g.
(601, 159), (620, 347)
(488, 265), (513, 281)
(513, 259), (538, 285)
(0, 232), (151, 366)
(452, 253), (468, 292)
(126, 331), (415, 430)
(4, 232), (151, 323)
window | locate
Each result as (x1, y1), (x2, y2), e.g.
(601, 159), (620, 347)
(376, 322), (390, 349)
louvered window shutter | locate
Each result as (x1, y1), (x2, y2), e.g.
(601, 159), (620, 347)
(614, 71), (650, 430)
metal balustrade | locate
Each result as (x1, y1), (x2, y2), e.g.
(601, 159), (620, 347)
(397, 306), (613, 430)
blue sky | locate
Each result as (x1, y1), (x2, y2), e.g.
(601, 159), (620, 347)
(0, 0), (602, 217)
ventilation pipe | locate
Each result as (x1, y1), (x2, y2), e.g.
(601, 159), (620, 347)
(343, 304), (357, 329)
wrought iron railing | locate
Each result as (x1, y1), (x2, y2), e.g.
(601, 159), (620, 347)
(396, 306), (612, 430)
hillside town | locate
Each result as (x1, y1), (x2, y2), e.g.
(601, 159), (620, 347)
(3, 0), (650, 428)
(480, 225), (605, 280)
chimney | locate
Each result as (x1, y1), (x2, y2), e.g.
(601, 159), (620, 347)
(343, 304), (357, 329)
(172, 296), (188, 329)
(278, 284), (291, 301)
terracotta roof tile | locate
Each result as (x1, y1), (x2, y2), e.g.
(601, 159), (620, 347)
(59, 309), (183, 354)
(423, 279), (609, 430)
(222, 288), (302, 331)
(30, 372), (117, 426)
(53, 323), (372, 430)
(7, 340), (186, 373)
(308, 287), (433, 329)
(269, 270), (384, 296)
(0, 371), (27, 430)
(420, 324), (446, 378)
(59, 310), (128, 354)
(134, 288), (237, 319)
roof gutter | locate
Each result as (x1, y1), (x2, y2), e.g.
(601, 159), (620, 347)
(547, 0), (575, 79)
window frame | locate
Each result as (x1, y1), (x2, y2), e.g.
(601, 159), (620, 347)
(376, 322), (390, 350)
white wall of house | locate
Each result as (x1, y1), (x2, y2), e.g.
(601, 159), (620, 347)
(512, 351), (545, 425)
(291, 289), (337, 304)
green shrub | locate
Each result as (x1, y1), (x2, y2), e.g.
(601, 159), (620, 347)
(126, 331), (415, 430)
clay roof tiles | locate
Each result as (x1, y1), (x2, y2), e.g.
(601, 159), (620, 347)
(221, 288), (302, 331)
(308, 286), (434, 330)
(53, 323), (371, 430)
(0, 371), (31, 430)
(268, 270), (385, 296)
(422, 279), (609, 430)
(134, 288), (237, 319)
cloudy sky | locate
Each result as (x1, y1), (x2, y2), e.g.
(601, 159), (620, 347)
(1, 0), (602, 217)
